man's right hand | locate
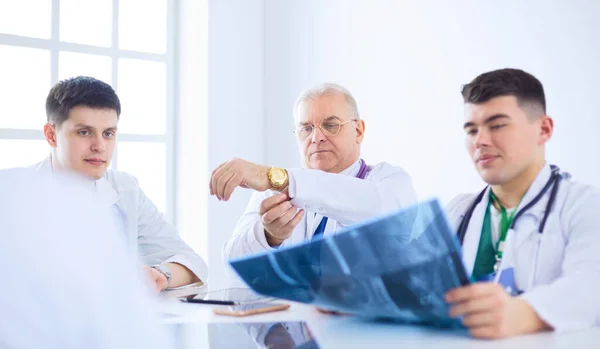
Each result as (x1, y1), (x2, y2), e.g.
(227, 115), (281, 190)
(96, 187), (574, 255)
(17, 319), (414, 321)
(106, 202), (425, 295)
(260, 193), (304, 247)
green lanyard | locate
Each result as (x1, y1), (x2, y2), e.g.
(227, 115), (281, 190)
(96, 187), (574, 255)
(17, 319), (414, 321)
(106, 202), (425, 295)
(472, 191), (521, 280)
(489, 191), (519, 263)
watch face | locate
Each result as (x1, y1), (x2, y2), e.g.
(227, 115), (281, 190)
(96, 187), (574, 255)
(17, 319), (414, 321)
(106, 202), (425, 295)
(271, 169), (285, 183)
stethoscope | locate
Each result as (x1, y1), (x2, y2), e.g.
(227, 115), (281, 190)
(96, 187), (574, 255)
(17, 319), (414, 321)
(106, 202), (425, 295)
(457, 165), (565, 245)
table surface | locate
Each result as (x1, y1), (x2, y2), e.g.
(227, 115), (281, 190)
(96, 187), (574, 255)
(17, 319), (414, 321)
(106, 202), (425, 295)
(159, 299), (600, 349)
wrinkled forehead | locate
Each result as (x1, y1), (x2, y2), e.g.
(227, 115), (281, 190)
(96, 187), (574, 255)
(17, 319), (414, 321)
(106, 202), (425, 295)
(294, 94), (351, 124)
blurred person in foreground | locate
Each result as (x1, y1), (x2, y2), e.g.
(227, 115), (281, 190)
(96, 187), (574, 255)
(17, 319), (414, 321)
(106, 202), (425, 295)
(0, 168), (172, 348)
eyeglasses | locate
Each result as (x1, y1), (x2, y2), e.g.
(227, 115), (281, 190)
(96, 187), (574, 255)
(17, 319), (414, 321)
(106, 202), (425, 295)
(294, 119), (357, 140)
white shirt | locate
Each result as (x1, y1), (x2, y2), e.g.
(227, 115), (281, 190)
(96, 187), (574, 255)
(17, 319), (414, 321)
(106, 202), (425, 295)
(224, 159), (417, 263)
(490, 205), (517, 246)
(446, 164), (600, 332)
(34, 156), (208, 284)
(0, 168), (172, 349)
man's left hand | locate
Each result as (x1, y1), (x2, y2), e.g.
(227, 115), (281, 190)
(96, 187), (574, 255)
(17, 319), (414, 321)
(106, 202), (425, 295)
(445, 282), (550, 339)
(210, 158), (271, 201)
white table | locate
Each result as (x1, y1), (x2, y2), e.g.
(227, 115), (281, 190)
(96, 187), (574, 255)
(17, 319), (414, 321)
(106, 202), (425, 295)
(159, 299), (600, 348)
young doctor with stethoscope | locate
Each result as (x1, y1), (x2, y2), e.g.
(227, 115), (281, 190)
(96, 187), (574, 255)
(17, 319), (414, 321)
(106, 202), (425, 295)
(444, 68), (600, 339)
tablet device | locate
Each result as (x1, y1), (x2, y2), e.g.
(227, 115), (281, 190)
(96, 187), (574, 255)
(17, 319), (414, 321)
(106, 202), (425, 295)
(183, 287), (274, 304)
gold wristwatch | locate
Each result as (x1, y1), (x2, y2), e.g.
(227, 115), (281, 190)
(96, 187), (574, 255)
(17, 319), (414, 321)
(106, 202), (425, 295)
(268, 167), (289, 192)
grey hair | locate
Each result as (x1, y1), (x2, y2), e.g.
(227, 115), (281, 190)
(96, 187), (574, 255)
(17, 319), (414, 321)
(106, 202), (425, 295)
(293, 82), (360, 120)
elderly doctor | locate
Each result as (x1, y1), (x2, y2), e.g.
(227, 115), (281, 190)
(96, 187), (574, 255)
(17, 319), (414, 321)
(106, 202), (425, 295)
(210, 83), (417, 259)
(444, 68), (600, 339)
(36, 76), (207, 291)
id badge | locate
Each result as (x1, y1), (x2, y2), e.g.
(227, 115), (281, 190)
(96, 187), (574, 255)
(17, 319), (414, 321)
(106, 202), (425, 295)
(474, 269), (520, 296)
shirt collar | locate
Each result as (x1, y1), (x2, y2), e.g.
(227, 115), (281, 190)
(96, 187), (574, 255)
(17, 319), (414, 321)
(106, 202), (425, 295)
(339, 158), (362, 177)
(41, 154), (120, 205)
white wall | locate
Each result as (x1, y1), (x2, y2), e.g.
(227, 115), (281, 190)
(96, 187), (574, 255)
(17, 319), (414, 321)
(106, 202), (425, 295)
(206, 0), (265, 288)
(263, 0), (600, 205)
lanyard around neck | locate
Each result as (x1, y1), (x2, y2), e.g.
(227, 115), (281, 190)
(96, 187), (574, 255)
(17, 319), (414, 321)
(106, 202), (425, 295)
(488, 191), (520, 260)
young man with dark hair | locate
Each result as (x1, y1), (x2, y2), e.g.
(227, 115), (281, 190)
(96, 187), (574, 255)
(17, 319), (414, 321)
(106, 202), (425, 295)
(444, 68), (600, 338)
(37, 76), (207, 291)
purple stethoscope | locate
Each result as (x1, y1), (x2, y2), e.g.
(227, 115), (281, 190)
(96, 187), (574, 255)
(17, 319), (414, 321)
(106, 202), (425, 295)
(355, 159), (371, 180)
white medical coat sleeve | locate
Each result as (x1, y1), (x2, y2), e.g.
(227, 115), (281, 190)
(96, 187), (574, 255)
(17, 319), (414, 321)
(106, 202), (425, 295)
(287, 163), (417, 225)
(136, 184), (209, 284)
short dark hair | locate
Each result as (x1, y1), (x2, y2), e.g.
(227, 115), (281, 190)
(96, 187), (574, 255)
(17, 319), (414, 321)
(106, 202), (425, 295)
(46, 76), (121, 127)
(461, 68), (546, 116)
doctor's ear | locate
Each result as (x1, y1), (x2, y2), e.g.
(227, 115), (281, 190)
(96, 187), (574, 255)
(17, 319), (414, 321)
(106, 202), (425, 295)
(538, 116), (554, 145)
(43, 123), (58, 147)
(355, 119), (365, 144)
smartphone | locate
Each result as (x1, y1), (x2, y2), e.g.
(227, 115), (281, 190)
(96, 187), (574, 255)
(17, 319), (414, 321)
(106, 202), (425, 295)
(213, 302), (290, 317)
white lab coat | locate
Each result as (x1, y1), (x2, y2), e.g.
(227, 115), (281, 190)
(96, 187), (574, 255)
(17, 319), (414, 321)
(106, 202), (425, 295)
(0, 168), (172, 349)
(34, 156), (208, 284)
(224, 159), (417, 261)
(446, 164), (600, 332)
